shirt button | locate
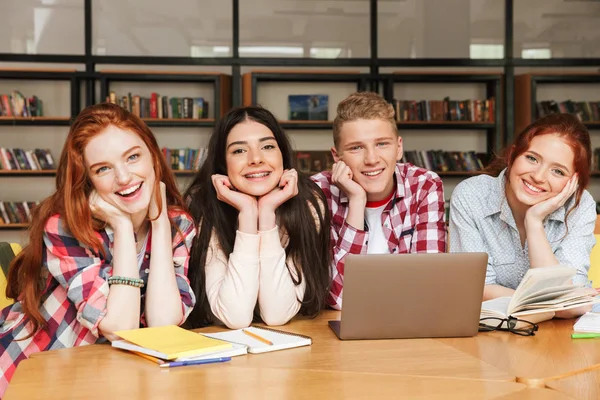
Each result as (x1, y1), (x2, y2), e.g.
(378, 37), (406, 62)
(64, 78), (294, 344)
(144, 254), (150, 259)
(145, 268), (150, 273)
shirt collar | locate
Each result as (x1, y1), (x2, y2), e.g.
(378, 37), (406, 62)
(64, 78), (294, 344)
(486, 168), (566, 223)
(339, 164), (405, 205)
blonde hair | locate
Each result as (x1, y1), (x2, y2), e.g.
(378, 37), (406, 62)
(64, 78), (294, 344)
(332, 92), (397, 149)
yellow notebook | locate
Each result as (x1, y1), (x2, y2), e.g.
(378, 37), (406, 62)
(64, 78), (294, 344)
(113, 325), (232, 360)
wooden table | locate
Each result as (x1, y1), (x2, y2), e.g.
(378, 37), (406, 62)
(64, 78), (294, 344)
(4, 311), (596, 399)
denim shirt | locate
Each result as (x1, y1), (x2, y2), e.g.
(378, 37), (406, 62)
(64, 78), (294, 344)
(449, 169), (596, 288)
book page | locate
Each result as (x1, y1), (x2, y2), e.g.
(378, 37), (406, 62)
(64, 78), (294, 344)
(508, 266), (576, 313)
(480, 296), (511, 319)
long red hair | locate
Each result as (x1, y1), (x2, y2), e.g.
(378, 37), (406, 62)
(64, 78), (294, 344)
(486, 113), (591, 215)
(7, 102), (186, 334)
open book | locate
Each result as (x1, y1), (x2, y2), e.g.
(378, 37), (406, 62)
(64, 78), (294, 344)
(480, 265), (598, 326)
(202, 326), (312, 354)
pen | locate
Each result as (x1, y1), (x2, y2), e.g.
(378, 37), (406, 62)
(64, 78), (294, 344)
(159, 356), (232, 368)
(571, 332), (600, 339)
(242, 329), (273, 346)
(131, 351), (165, 365)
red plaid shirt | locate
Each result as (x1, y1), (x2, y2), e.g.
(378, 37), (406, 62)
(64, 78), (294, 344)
(0, 210), (196, 397)
(311, 163), (447, 310)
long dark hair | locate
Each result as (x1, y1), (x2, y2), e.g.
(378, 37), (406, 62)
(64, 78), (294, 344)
(485, 113), (591, 221)
(184, 106), (331, 328)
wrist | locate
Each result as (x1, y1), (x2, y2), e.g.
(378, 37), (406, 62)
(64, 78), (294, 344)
(524, 215), (543, 230)
(151, 212), (170, 228)
(111, 218), (133, 232)
(238, 209), (258, 234)
(258, 209), (277, 231)
(348, 195), (367, 209)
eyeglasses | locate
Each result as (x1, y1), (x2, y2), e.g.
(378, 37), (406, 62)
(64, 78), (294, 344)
(479, 316), (539, 336)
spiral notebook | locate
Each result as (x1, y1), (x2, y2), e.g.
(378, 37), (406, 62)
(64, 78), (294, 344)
(202, 326), (312, 354)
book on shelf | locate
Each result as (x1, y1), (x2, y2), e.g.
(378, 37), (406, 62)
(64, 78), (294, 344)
(107, 91), (209, 119)
(0, 148), (55, 171)
(480, 265), (598, 327)
(402, 150), (487, 173)
(0, 91), (44, 117)
(0, 201), (39, 225)
(293, 151), (334, 174)
(288, 94), (329, 121)
(392, 97), (495, 122)
(536, 100), (600, 122)
(162, 147), (207, 171)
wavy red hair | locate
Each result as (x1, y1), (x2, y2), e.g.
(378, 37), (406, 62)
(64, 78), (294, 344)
(486, 113), (591, 215)
(7, 102), (186, 334)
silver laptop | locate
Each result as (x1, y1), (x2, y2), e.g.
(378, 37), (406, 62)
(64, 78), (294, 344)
(329, 252), (488, 340)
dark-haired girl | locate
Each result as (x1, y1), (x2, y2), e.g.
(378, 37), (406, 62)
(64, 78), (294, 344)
(185, 106), (331, 329)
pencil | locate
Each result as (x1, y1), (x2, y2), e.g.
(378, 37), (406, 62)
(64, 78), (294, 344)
(242, 328), (273, 346)
(131, 351), (165, 364)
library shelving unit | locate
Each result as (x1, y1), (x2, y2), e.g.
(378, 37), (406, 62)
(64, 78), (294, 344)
(242, 70), (374, 129)
(97, 70), (231, 178)
(0, 69), (80, 230)
(380, 72), (503, 178)
(97, 70), (231, 125)
(514, 73), (600, 134)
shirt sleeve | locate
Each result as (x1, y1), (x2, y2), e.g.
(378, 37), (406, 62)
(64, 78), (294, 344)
(256, 226), (306, 326)
(411, 172), (447, 253)
(43, 215), (109, 338)
(449, 182), (497, 285)
(310, 171), (368, 311)
(554, 193), (597, 287)
(171, 212), (198, 324)
(205, 230), (260, 329)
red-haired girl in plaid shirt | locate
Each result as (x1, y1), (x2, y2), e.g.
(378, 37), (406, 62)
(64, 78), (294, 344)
(0, 103), (196, 397)
(311, 92), (447, 310)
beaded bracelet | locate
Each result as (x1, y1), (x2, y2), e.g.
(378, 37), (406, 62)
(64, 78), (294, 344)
(107, 276), (145, 288)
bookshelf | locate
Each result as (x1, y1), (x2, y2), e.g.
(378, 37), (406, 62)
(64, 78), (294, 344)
(0, 70), (232, 237)
(381, 72), (503, 154)
(0, 69), (79, 239)
(515, 73), (600, 134)
(514, 72), (600, 203)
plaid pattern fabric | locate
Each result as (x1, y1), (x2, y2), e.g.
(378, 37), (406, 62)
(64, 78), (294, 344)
(0, 210), (196, 397)
(311, 163), (447, 310)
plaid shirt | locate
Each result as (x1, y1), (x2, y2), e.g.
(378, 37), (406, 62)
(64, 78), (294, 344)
(311, 163), (446, 310)
(0, 210), (196, 397)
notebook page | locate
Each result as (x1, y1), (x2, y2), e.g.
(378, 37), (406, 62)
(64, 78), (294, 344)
(203, 326), (311, 354)
(573, 312), (600, 333)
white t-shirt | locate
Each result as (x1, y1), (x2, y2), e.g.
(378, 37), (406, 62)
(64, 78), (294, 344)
(365, 203), (390, 254)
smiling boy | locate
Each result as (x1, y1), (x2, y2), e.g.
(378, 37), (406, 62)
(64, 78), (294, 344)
(311, 92), (447, 309)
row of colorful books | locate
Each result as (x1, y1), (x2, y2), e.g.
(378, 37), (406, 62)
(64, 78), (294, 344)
(0, 148), (56, 171)
(107, 92), (209, 119)
(537, 100), (600, 122)
(162, 148), (207, 171)
(392, 98), (495, 122)
(402, 150), (487, 172)
(0, 201), (39, 225)
(0, 91), (44, 117)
